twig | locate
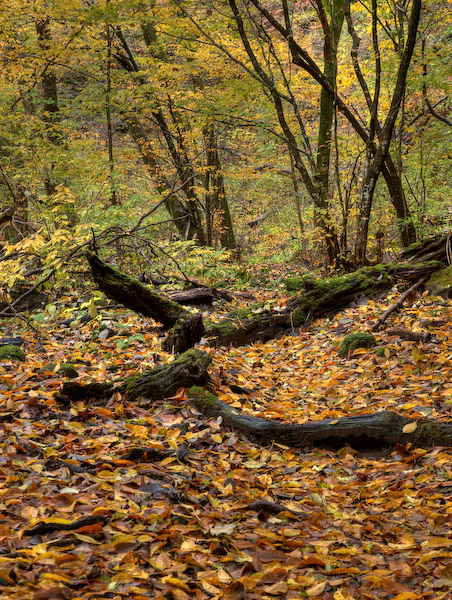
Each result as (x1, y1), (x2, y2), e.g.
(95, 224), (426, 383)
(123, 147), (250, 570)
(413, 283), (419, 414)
(386, 327), (432, 342)
(372, 275), (429, 330)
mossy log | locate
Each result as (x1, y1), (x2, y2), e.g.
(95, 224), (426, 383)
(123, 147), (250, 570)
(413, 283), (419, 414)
(400, 234), (448, 264)
(162, 314), (205, 354)
(189, 387), (452, 449)
(205, 263), (441, 345)
(56, 349), (211, 404)
(286, 263), (441, 326)
(87, 255), (441, 347)
(86, 253), (190, 329)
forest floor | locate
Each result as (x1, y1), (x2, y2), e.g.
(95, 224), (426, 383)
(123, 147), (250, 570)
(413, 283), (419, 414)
(1, 284), (452, 600)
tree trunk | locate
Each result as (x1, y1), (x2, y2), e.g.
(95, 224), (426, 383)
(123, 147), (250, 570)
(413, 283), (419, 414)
(126, 117), (197, 240)
(204, 125), (235, 250)
(189, 387), (452, 449)
(162, 315), (205, 354)
(87, 253), (441, 346)
(57, 349), (211, 404)
(86, 252), (190, 328)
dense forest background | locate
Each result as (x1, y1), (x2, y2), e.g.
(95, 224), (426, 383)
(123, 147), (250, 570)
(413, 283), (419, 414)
(0, 0), (451, 284)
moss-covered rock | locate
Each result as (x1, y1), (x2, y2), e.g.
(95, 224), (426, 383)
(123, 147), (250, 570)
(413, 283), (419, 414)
(425, 266), (452, 298)
(338, 332), (376, 358)
(43, 363), (79, 378)
(0, 345), (25, 361)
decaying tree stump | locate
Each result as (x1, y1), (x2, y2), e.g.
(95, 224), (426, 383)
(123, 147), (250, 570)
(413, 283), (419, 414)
(56, 349), (211, 404)
(163, 314), (205, 354)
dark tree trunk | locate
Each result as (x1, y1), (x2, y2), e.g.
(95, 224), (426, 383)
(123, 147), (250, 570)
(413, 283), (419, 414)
(56, 349), (211, 404)
(167, 288), (215, 306)
(163, 315), (205, 354)
(189, 387), (452, 449)
(87, 254), (441, 347)
(87, 253), (190, 329)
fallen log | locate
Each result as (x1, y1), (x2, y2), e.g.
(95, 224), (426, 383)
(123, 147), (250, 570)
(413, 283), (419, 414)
(87, 254), (442, 346)
(386, 327), (433, 342)
(86, 252), (190, 328)
(167, 288), (215, 306)
(399, 234), (449, 264)
(206, 262), (441, 345)
(56, 349), (211, 404)
(189, 386), (452, 449)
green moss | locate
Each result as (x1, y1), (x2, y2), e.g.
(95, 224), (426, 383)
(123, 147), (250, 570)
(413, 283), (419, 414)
(286, 277), (303, 292)
(291, 307), (309, 327)
(205, 318), (241, 338)
(0, 345), (25, 361)
(376, 347), (386, 358)
(189, 386), (218, 409)
(426, 266), (452, 298)
(41, 362), (79, 377)
(338, 332), (376, 358)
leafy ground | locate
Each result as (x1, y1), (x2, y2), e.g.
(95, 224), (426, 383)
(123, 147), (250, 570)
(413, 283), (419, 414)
(1, 285), (452, 599)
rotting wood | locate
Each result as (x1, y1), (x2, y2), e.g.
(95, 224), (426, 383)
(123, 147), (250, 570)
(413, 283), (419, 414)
(162, 314), (205, 354)
(372, 275), (429, 330)
(56, 349), (211, 404)
(87, 254), (442, 346)
(400, 234), (449, 264)
(386, 327), (433, 342)
(86, 252), (190, 328)
(167, 288), (215, 306)
(189, 386), (452, 450)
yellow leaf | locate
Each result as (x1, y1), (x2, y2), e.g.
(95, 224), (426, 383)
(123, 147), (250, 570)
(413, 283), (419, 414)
(74, 533), (102, 544)
(264, 581), (288, 595)
(161, 576), (191, 591)
(88, 297), (98, 319)
(306, 580), (327, 596)
(402, 421), (418, 434)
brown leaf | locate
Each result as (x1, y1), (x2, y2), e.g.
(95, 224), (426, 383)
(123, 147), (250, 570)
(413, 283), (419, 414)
(220, 581), (246, 600)
(34, 587), (74, 600)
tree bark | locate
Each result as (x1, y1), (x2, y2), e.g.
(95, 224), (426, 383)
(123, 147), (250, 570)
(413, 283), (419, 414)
(56, 349), (211, 404)
(167, 288), (215, 305)
(162, 314), (205, 354)
(189, 386), (452, 450)
(86, 252), (190, 328)
(87, 253), (442, 346)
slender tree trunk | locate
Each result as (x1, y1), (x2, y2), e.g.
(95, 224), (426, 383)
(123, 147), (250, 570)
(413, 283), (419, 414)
(353, 0), (421, 263)
(105, 3), (118, 206)
(204, 125), (235, 250)
(313, 0), (345, 261)
(126, 118), (197, 240)
(35, 17), (60, 196)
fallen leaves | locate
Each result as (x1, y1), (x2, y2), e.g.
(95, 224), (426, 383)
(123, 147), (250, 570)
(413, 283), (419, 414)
(0, 290), (452, 599)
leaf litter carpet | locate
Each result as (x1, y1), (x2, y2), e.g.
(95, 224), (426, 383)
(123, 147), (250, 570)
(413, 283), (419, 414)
(0, 290), (452, 599)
